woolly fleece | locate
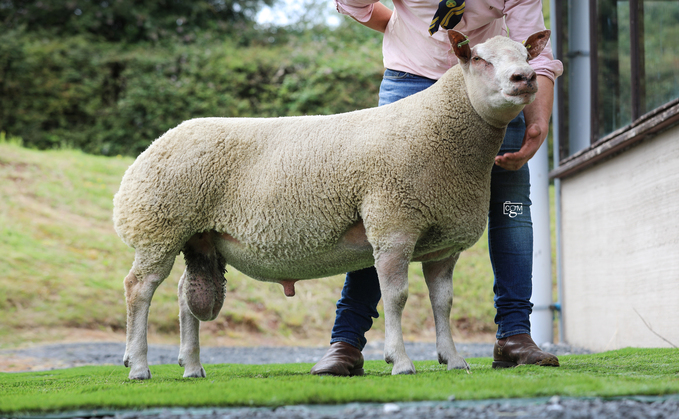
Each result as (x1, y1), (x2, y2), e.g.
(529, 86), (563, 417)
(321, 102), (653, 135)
(113, 64), (505, 283)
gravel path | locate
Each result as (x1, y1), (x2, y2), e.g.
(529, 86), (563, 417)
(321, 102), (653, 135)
(9, 396), (679, 419)
(4, 342), (678, 419)
(0, 341), (586, 371)
(95, 397), (679, 419)
(1, 341), (496, 371)
(2, 340), (592, 374)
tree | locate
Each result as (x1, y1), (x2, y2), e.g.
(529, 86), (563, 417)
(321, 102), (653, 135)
(0, 0), (274, 42)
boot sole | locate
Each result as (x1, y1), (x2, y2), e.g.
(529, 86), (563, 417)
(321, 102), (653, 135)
(492, 359), (560, 369)
(310, 367), (365, 376)
(492, 361), (517, 369)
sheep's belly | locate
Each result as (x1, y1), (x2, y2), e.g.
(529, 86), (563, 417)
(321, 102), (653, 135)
(214, 233), (375, 281)
(212, 221), (476, 282)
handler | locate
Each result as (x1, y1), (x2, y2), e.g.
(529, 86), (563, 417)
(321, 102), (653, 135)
(311, 0), (563, 376)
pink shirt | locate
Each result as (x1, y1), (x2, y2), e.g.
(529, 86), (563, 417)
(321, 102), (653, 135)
(335, 0), (563, 82)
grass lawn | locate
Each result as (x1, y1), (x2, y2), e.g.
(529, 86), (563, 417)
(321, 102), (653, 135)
(1, 348), (678, 414)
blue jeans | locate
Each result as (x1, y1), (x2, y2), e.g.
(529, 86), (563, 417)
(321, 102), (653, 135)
(330, 69), (533, 349)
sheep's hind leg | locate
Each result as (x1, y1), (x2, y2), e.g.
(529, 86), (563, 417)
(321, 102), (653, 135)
(423, 254), (470, 371)
(177, 270), (205, 377)
(177, 232), (227, 378)
(374, 236), (417, 375)
(123, 250), (176, 380)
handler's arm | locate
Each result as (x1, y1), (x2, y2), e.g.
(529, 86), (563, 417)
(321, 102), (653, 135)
(494, 75), (554, 171)
(352, 2), (393, 33)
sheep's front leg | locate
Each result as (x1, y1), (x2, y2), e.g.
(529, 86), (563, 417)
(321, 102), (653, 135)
(374, 238), (417, 375)
(422, 254), (470, 371)
(178, 270), (206, 378)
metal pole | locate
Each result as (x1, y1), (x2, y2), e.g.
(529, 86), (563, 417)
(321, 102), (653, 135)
(551, 60), (565, 342)
(528, 139), (553, 345)
(569, 0), (592, 153)
(527, 0), (563, 346)
(550, 0), (565, 344)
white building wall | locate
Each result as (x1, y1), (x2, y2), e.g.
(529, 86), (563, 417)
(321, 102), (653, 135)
(560, 127), (679, 351)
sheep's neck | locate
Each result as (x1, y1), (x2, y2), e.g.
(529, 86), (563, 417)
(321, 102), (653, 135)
(466, 92), (526, 129)
(453, 67), (528, 129)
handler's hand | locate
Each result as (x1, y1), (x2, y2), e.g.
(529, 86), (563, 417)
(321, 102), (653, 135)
(494, 123), (545, 171)
(494, 75), (553, 171)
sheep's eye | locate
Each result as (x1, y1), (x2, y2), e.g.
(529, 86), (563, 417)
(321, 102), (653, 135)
(472, 56), (481, 62)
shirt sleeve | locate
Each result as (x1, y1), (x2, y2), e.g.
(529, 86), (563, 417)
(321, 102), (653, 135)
(503, 0), (563, 82)
(334, 0), (379, 23)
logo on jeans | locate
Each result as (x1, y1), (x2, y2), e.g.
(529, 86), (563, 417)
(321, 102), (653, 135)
(503, 201), (523, 218)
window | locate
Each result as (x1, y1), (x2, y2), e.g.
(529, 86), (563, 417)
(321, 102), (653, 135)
(595, 0), (679, 138)
(551, 0), (679, 177)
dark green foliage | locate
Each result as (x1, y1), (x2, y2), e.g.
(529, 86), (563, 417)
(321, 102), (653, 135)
(0, 0), (274, 43)
(0, 16), (384, 156)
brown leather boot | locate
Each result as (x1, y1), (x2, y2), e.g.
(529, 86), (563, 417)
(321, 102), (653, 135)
(310, 342), (365, 376)
(493, 333), (560, 369)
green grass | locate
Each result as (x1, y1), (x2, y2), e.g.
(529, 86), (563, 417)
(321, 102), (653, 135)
(0, 139), (501, 348)
(1, 348), (678, 414)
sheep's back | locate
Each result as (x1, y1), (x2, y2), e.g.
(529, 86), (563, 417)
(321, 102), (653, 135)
(113, 65), (505, 268)
(113, 109), (392, 257)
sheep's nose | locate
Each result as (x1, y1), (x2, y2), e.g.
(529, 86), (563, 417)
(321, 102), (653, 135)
(506, 69), (538, 97)
(510, 71), (536, 84)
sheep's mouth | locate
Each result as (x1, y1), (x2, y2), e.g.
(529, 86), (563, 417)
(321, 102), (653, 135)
(502, 90), (537, 104)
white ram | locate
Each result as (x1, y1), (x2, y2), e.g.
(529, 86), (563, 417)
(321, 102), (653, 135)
(113, 30), (551, 379)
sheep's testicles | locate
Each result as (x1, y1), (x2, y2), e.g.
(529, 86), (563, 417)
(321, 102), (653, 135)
(181, 233), (226, 322)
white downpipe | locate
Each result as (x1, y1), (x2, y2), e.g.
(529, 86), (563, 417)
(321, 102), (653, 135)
(528, 139), (553, 345)
(554, 176), (564, 344)
(550, 0), (565, 344)
(527, 0), (567, 346)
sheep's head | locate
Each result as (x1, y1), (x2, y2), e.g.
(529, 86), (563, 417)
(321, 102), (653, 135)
(448, 30), (551, 128)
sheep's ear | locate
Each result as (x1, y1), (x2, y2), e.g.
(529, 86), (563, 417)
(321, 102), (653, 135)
(448, 30), (471, 63)
(524, 30), (551, 60)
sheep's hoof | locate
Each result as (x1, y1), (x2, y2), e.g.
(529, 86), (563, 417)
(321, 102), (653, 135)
(123, 353), (151, 379)
(439, 353), (471, 371)
(391, 361), (416, 375)
(128, 367), (152, 380)
(446, 357), (471, 372)
(183, 366), (206, 378)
